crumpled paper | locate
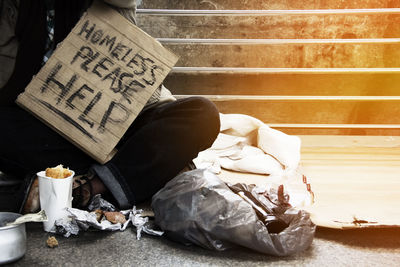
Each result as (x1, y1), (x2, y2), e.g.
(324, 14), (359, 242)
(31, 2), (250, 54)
(6, 210), (48, 226)
(54, 195), (163, 239)
(194, 113), (301, 175)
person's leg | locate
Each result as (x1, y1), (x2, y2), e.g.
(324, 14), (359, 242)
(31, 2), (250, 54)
(0, 97), (220, 210)
(0, 107), (95, 177)
(93, 97), (220, 207)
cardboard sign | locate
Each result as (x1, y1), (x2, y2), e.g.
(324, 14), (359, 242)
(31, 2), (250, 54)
(17, 1), (178, 163)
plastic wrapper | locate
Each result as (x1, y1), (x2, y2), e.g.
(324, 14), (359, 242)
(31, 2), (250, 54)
(152, 169), (316, 256)
(54, 195), (163, 239)
(55, 218), (80, 237)
(87, 194), (116, 212)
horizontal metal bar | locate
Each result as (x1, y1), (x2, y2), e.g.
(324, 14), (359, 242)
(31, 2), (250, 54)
(159, 38), (400, 45)
(174, 95), (400, 101)
(268, 124), (400, 129)
(171, 67), (400, 74)
(137, 8), (400, 16)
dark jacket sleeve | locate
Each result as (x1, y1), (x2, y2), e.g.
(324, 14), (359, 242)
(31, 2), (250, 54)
(0, 0), (47, 107)
(0, 0), (92, 107)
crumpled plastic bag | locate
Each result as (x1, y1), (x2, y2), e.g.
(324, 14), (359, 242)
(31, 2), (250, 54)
(151, 169), (315, 256)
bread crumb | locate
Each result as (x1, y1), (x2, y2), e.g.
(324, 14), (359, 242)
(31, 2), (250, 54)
(104, 211), (126, 224)
(46, 236), (59, 248)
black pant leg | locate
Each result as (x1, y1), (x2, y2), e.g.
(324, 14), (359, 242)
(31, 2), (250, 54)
(0, 107), (94, 178)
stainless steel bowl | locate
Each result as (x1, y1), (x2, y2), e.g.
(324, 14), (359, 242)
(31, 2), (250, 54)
(0, 212), (26, 264)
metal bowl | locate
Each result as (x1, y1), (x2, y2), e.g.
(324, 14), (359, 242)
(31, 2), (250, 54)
(0, 212), (26, 264)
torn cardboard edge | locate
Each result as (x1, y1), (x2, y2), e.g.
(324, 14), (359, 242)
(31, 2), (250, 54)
(307, 210), (400, 230)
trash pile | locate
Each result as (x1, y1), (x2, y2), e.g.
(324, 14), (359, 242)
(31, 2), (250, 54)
(54, 194), (163, 239)
(48, 113), (315, 255)
(49, 169), (315, 256)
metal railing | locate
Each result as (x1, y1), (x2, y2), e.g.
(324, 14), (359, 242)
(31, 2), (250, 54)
(158, 38), (400, 45)
(171, 67), (400, 74)
(137, 8), (400, 16)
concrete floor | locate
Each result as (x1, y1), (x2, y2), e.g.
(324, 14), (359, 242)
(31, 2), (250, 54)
(8, 223), (400, 266)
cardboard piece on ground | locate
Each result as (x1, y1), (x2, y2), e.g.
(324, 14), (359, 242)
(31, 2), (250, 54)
(218, 135), (400, 229)
(16, 1), (178, 164)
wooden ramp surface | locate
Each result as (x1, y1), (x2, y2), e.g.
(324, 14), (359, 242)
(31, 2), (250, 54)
(218, 135), (400, 229)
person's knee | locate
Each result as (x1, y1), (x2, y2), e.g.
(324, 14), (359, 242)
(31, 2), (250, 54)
(189, 97), (220, 148)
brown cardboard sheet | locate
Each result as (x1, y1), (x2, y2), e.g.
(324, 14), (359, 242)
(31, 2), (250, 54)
(218, 135), (400, 229)
(16, 1), (178, 163)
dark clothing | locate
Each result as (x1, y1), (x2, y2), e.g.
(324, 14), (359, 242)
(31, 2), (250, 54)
(0, 0), (91, 106)
(0, 0), (221, 210)
(0, 0), (47, 106)
(0, 97), (220, 208)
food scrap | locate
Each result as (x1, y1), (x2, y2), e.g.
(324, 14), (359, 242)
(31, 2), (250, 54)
(104, 211), (127, 224)
(46, 236), (59, 248)
(94, 209), (103, 222)
(45, 164), (72, 179)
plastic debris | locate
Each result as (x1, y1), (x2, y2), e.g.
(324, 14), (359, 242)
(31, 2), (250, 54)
(152, 169), (316, 256)
(53, 195), (163, 240)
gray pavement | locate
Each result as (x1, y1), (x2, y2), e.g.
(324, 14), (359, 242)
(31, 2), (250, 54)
(7, 223), (400, 267)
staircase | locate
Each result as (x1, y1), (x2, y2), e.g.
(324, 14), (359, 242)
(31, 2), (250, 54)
(137, 0), (400, 136)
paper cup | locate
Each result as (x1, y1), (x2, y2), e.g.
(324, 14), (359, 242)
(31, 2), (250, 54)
(37, 170), (74, 232)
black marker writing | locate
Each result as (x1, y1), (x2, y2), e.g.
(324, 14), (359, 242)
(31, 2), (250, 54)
(111, 42), (129, 61)
(99, 101), (129, 133)
(71, 46), (99, 72)
(122, 80), (145, 104)
(91, 29), (104, 44)
(92, 57), (114, 78)
(102, 67), (121, 92)
(78, 20), (95, 40)
(79, 91), (102, 128)
(66, 84), (94, 109)
(41, 63), (77, 105)
(142, 65), (163, 86)
(98, 35), (116, 52)
(127, 53), (154, 75)
(37, 99), (97, 142)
